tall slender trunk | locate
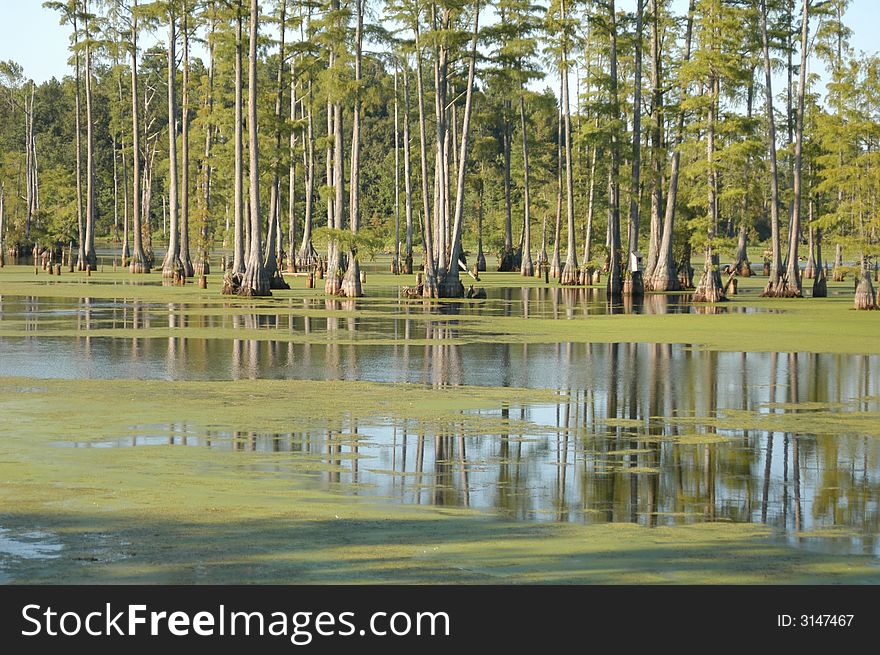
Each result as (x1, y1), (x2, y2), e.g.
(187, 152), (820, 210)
(519, 90), (534, 277)
(500, 103), (514, 271)
(232, 2), (245, 275)
(812, 222), (827, 297)
(161, 10), (183, 279)
(264, 0), (289, 289)
(477, 173), (487, 271)
(129, 0), (148, 273)
(74, 14), (86, 270)
(0, 187), (5, 267)
(342, 0), (364, 297)
(559, 0), (579, 286)
(83, 1), (97, 270)
(431, 7), (450, 284)
(780, 0), (808, 297)
(287, 55), (298, 271)
(440, 1), (479, 298)
(112, 133), (119, 244)
(402, 62), (414, 274)
(298, 77), (317, 266)
(414, 18), (437, 297)
(197, 10), (215, 275)
(239, 0), (269, 296)
(694, 65), (724, 303)
(760, 0), (783, 295)
(25, 82), (36, 243)
(550, 85), (562, 279)
(624, 0), (645, 295)
(116, 70), (130, 266)
(583, 140), (597, 268)
(179, 6), (193, 277)
(644, 0), (663, 282)
(648, 0), (694, 292)
(392, 66), (401, 274)
(607, 0), (623, 297)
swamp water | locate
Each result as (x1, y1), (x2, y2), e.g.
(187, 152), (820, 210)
(1, 289), (879, 563)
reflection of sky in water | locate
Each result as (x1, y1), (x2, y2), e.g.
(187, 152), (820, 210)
(2, 294), (879, 557)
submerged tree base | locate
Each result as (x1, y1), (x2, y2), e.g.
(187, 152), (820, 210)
(854, 269), (877, 310)
(340, 256), (363, 298)
(761, 275), (804, 298)
(692, 252), (726, 303)
(623, 271), (645, 296)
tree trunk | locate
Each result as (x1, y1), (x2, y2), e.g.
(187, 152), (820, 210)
(440, 1), (479, 298)
(239, 0), (270, 296)
(287, 55), (298, 273)
(414, 19), (437, 297)
(179, 7), (193, 277)
(196, 12), (216, 277)
(298, 78), (318, 267)
(499, 111), (515, 271)
(264, 0), (289, 290)
(402, 62), (414, 274)
(698, 69), (725, 304)
(854, 258), (876, 310)
(0, 188), (5, 267)
(83, 1), (97, 271)
(583, 142), (597, 271)
(732, 224), (752, 276)
(777, 0), (808, 297)
(129, 0), (149, 273)
(477, 173), (487, 271)
(760, 0), (784, 296)
(644, 0), (663, 283)
(623, 0), (645, 296)
(392, 67), (401, 274)
(804, 226), (815, 278)
(116, 69), (131, 267)
(342, 0), (364, 298)
(560, 0), (579, 286)
(161, 11), (183, 281)
(74, 15), (86, 271)
(832, 243), (844, 281)
(231, 2), (245, 277)
(812, 227), (827, 297)
(519, 91), (534, 277)
(693, 248), (724, 302)
(647, 0), (694, 292)
(550, 90), (562, 279)
(25, 82), (35, 244)
(607, 0), (623, 297)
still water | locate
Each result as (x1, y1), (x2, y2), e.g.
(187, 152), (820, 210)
(1, 292), (878, 555)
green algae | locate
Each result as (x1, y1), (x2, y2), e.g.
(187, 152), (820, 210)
(2, 265), (878, 353)
(2, 262), (879, 584)
(1, 375), (879, 584)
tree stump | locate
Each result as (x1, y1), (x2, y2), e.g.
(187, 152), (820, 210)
(725, 276), (738, 296)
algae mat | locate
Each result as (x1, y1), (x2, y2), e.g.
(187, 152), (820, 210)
(1, 377), (879, 584)
(1, 266), (879, 353)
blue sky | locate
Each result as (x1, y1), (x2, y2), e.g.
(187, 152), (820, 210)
(2, 0), (878, 85)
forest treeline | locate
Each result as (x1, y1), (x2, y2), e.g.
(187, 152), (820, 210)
(0, 0), (878, 305)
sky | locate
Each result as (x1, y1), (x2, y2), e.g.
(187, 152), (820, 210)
(1, 0), (878, 86)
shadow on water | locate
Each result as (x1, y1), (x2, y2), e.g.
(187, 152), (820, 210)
(7, 511), (878, 584)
